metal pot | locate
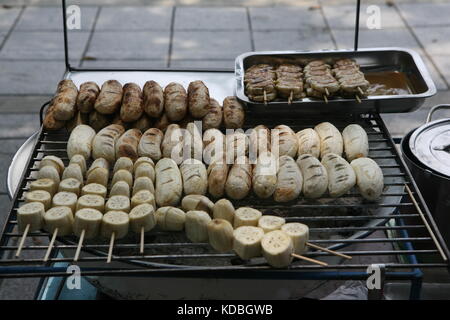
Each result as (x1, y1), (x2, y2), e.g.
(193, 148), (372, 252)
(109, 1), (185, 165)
(401, 104), (450, 246)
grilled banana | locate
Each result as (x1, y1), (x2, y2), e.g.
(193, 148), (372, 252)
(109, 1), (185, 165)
(86, 167), (109, 187)
(133, 157), (155, 172)
(314, 122), (343, 158)
(39, 156), (64, 176)
(25, 190), (52, 210)
(181, 195), (214, 215)
(88, 158), (110, 176)
(350, 157), (384, 201)
(342, 124), (369, 161)
(37, 166), (61, 185)
(258, 215), (286, 233)
(73, 208), (103, 239)
(296, 128), (320, 158)
(112, 169), (133, 188)
(132, 176), (155, 195)
(281, 222), (309, 254)
(131, 190), (156, 209)
(101, 211), (129, 239)
(134, 162), (155, 182)
(180, 159), (208, 195)
(52, 191), (78, 213)
(110, 181), (131, 197)
(185, 210), (212, 243)
(207, 219), (234, 252)
(62, 164), (84, 183)
(129, 203), (156, 233)
(113, 157), (133, 174)
(274, 155), (302, 202)
(30, 178), (57, 196)
(212, 199), (235, 224)
(58, 178), (82, 196)
(261, 230), (293, 268)
(44, 206), (74, 236)
(77, 194), (105, 213)
(233, 226), (265, 260)
(155, 207), (186, 231)
(252, 151), (278, 199)
(81, 183), (107, 198)
(17, 202), (45, 232)
(321, 153), (356, 197)
(296, 154), (328, 199)
(234, 207), (262, 228)
(69, 154), (87, 175)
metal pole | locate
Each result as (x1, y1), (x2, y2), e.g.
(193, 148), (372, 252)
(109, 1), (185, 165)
(62, 0), (71, 71)
(354, 0), (361, 51)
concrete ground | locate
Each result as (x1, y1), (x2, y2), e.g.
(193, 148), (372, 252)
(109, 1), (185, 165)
(1, 0), (450, 299)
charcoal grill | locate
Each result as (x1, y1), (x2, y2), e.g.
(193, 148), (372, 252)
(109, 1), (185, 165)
(0, 0), (449, 300)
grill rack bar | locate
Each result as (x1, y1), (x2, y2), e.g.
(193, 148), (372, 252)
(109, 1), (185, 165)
(0, 112), (449, 278)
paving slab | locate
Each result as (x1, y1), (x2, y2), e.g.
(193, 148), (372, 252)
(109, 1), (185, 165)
(0, 6), (21, 31)
(322, 3), (406, 30)
(0, 31), (90, 62)
(249, 6), (326, 30)
(174, 7), (248, 30)
(0, 138), (28, 154)
(171, 30), (251, 60)
(86, 31), (170, 60)
(169, 60), (234, 69)
(0, 96), (51, 113)
(412, 26), (450, 56)
(253, 29), (335, 51)
(397, 2), (450, 27)
(95, 6), (172, 31)
(0, 31), (6, 46)
(81, 59), (168, 68)
(0, 153), (14, 194)
(429, 55), (450, 87)
(0, 114), (40, 138)
(15, 6), (98, 31)
(0, 61), (64, 95)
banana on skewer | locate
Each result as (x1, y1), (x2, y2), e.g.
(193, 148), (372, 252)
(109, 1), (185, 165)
(185, 210), (211, 243)
(101, 211), (130, 263)
(69, 154), (87, 175)
(155, 207), (186, 231)
(52, 191), (78, 213)
(105, 195), (131, 213)
(113, 157), (133, 174)
(15, 202), (45, 257)
(129, 203), (156, 254)
(212, 199), (235, 225)
(25, 190), (52, 210)
(73, 208), (103, 262)
(39, 156), (64, 176)
(37, 166), (60, 185)
(81, 183), (107, 198)
(30, 178), (57, 196)
(234, 207), (262, 228)
(77, 194), (105, 213)
(181, 195), (214, 215)
(132, 177), (155, 195)
(258, 215), (286, 233)
(281, 222), (309, 255)
(207, 219), (234, 252)
(233, 226), (265, 260)
(131, 190), (156, 209)
(261, 230), (294, 268)
(58, 178), (82, 196)
(62, 164), (84, 183)
(111, 169), (133, 188)
(110, 181), (131, 197)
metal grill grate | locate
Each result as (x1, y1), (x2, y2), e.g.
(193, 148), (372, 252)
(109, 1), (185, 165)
(0, 112), (448, 278)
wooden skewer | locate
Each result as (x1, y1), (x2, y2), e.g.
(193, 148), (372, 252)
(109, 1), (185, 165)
(355, 95), (362, 104)
(306, 242), (352, 260)
(324, 88), (330, 96)
(291, 253), (328, 266)
(73, 229), (85, 262)
(107, 232), (115, 263)
(357, 86), (364, 96)
(263, 90), (268, 105)
(15, 224), (30, 258)
(44, 228), (58, 262)
(405, 184), (447, 261)
(323, 95), (328, 104)
(288, 91), (293, 105)
(140, 226), (145, 254)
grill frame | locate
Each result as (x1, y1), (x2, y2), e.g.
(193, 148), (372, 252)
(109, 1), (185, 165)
(0, 109), (449, 279)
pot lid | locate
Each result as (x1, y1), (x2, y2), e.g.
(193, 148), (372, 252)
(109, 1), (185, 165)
(409, 118), (450, 177)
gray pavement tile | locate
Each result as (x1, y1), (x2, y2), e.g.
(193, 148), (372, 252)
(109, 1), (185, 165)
(0, 61), (64, 95)
(0, 153), (14, 194)
(169, 60), (234, 69)
(86, 31), (170, 60)
(249, 6), (326, 30)
(174, 7), (248, 30)
(0, 31), (6, 46)
(171, 30), (251, 60)
(0, 278), (41, 300)
(0, 96), (51, 114)
(81, 59), (168, 68)
(412, 26), (450, 56)
(0, 31), (90, 62)
(253, 29), (335, 51)
(15, 6), (98, 31)
(0, 6), (21, 31)
(421, 55), (448, 91)
(429, 55), (450, 88)
(397, 3), (450, 27)
(96, 6), (172, 31)
(0, 138), (28, 154)
(322, 3), (406, 30)
(332, 27), (420, 49)
(0, 114), (40, 138)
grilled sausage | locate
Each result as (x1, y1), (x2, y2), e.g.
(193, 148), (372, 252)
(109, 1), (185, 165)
(223, 96), (245, 129)
(52, 80), (78, 121)
(115, 128), (142, 161)
(120, 82), (143, 122)
(164, 82), (187, 121)
(188, 80), (210, 118)
(94, 80), (123, 114)
(77, 81), (100, 114)
(138, 128), (163, 161)
(92, 124), (125, 163)
(143, 80), (164, 118)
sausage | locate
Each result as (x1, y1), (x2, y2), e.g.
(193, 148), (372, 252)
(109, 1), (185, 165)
(120, 82), (143, 122)
(143, 80), (164, 118)
(164, 82), (187, 121)
(202, 98), (223, 130)
(115, 128), (142, 161)
(138, 128), (163, 161)
(223, 96), (245, 129)
(94, 80), (123, 114)
(92, 124), (125, 163)
(188, 80), (210, 118)
(52, 80), (78, 121)
(76, 81), (100, 114)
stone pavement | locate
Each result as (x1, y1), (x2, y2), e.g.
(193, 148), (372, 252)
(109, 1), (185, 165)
(1, 0), (450, 299)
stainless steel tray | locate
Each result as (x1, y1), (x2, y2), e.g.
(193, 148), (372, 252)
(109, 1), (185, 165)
(235, 47), (436, 114)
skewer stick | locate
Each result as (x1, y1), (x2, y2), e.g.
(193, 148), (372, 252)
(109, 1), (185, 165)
(306, 242), (352, 260)
(140, 226), (145, 254)
(355, 95), (362, 104)
(323, 95), (328, 104)
(107, 232), (115, 263)
(74, 229), (85, 262)
(44, 228), (58, 262)
(263, 90), (268, 105)
(15, 224), (30, 258)
(288, 90), (293, 105)
(357, 86), (364, 96)
(324, 88), (330, 96)
(405, 184), (447, 261)
(291, 253), (328, 266)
